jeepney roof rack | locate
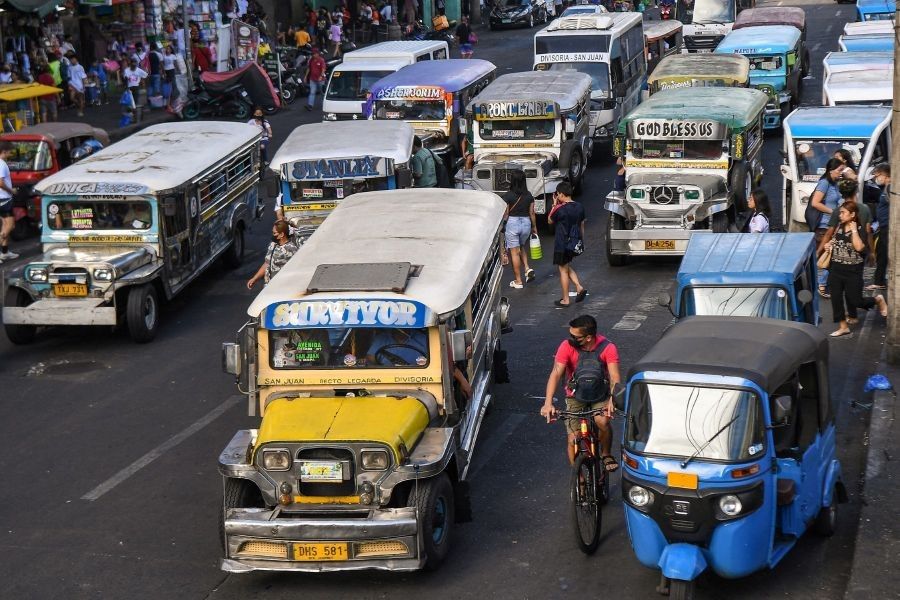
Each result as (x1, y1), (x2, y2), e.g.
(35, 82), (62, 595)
(306, 262), (420, 294)
(547, 15), (614, 31)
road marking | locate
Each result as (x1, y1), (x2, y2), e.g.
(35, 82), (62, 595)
(825, 23), (833, 33)
(468, 413), (526, 479)
(81, 396), (241, 501)
(611, 281), (669, 331)
(812, 42), (821, 52)
(612, 311), (648, 330)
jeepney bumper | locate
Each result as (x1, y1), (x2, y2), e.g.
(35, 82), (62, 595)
(3, 298), (117, 325)
(607, 228), (707, 256)
(221, 506), (422, 573)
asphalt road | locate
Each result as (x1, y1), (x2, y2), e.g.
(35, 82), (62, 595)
(0, 1), (883, 597)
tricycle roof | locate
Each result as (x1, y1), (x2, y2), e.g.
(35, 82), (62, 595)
(784, 105), (891, 138)
(643, 20), (683, 42)
(621, 87), (768, 131)
(677, 233), (815, 285)
(0, 122), (109, 147)
(732, 6), (805, 31)
(269, 121), (415, 173)
(341, 40), (449, 61)
(823, 50), (893, 73)
(540, 12), (643, 35)
(0, 82), (62, 102)
(34, 121), (261, 195)
(715, 25), (802, 55)
(647, 54), (750, 85)
(628, 316), (827, 392)
(247, 189), (506, 323)
(844, 20), (894, 36)
(466, 71), (591, 114)
(368, 59), (496, 95)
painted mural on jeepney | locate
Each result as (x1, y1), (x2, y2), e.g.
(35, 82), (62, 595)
(288, 156), (389, 181)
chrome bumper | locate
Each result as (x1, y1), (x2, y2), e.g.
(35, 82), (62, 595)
(2, 298), (117, 326)
(608, 229), (710, 256)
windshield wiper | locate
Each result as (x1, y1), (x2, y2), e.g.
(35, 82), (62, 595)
(680, 413), (740, 468)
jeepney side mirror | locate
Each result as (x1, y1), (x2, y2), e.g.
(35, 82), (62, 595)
(450, 329), (473, 362)
(614, 83), (627, 101)
(264, 175), (279, 198)
(222, 342), (242, 378)
(797, 289), (813, 306)
(772, 395), (793, 426)
(779, 164), (794, 181)
(396, 165), (413, 188)
(612, 383), (626, 411)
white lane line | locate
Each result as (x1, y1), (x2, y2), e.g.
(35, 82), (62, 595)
(468, 414), (527, 479)
(611, 281), (670, 331)
(612, 312), (648, 330)
(82, 396), (241, 501)
(825, 23), (833, 33)
(812, 42), (822, 52)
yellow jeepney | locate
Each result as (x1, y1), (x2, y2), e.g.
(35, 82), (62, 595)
(645, 53), (750, 96)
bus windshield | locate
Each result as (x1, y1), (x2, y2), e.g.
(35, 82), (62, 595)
(538, 62), (611, 95)
(327, 70), (393, 101)
(374, 99), (447, 120)
(47, 198), (153, 230)
(794, 140), (866, 182)
(479, 118), (556, 140)
(632, 139), (724, 160)
(269, 327), (430, 369)
(681, 286), (791, 320)
(677, 0), (735, 24)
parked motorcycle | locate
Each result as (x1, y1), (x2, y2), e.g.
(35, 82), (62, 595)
(404, 20), (457, 46)
(183, 80), (254, 120)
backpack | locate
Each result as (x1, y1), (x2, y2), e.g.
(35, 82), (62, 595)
(568, 340), (611, 404)
(427, 149), (450, 188)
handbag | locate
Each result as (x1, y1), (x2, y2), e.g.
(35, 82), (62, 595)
(529, 233), (543, 260)
(817, 247), (832, 270)
(468, 32), (478, 44)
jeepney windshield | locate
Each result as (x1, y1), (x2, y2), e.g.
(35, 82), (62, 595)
(479, 118), (556, 140)
(269, 327), (430, 369)
(47, 198), (153, 230)
(681, 286), (791, 320)
(794, 139), (867, 183)
(6, 140), (52, 172)
(327, 70), (393, 101)
(534, 36), (611, 55)
(374, 98), (447, 121)
(537, 62), (610, 96)
(625, 382), (766, 462)
(287, 178), (387, 202)
(748, 55), (785, 73)
(864, 12), (894, 20)
(631, 138), (724, 160)
(678, 0), (735, 24)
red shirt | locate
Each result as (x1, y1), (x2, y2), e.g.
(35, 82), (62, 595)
(307, 55), (326, 82)
(38, 72), (58, 100)
(554, 336), (619, 398)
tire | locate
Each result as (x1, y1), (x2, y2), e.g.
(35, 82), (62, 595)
(558, 141), (584, 194)
(570, 454), (602, 554)
(183, 100), (201, 120)
(408, 473), (455, 569)
(670, 579), (695, 600)
(4, 287), (36, 345)
(11, 217), (30, 241)
(222, 224), (244, 269)
(606, 212), (628, 267)
(126, 284), (160, 343)
(219, 478), (265, 551)
(263, 105), (278, 115)
(281, 82), (298, 105)
(711, 210), (729, 233)
(813, 492), (838, 536)
(228, 100), (252, 120)
(729, 163), (751, 213)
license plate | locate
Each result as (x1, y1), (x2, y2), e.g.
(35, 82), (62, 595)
(645, 240), (676, 250)
(293, 542), (348, 561)
(502, 18), (511, 22)
(300, 461), (343, 482)
(53, 283), (88, 297)
(668, 472), (699, 490)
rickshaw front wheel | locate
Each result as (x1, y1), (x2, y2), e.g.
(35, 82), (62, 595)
(669, 578), (695, 600)
(814, 491), (838, 537)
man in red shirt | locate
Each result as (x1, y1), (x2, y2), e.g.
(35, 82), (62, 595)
(541, 314), (621, 469)
(304, 47), (327, 111)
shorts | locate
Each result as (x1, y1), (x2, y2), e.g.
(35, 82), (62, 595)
(39, 99), (58, 120)
(553, 250), (575, 266)
(0, 200), (12, 218)
(504, 216), (531, 249)
(564, 397), (606, 434)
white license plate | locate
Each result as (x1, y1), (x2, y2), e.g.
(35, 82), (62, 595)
(300, 461), (343, 482)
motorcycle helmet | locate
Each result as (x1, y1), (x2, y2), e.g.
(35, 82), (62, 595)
(71, 146), (90, 162)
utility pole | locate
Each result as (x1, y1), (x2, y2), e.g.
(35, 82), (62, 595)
(886, 10), (900, 362)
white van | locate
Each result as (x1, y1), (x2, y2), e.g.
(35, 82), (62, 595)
(322, 41), (449, 121)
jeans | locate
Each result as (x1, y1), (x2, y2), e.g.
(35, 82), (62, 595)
(307, 80), (322, 107)
(504, 216), (531, 249)
(148, 73), (162, 97)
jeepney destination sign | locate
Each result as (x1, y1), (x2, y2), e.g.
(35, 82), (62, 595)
(629, 119), (727, 140)
(474, 101), (557, 120)
(42, 182), (150, 196)
(375, 85), (444, 100)
(289, 156), (388, 181)
(534, 52), (609, 63)
(265, 299), (432, 329)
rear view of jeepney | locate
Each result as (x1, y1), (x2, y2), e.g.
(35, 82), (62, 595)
(218, 190), (510, 573)
(605, 87), (768, 265)
(459, 71), (593, 216)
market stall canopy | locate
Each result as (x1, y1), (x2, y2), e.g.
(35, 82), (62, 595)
(3, 0), (65, 17)
(0, 82), (62, 102)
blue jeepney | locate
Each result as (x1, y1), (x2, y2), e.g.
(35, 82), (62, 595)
(621, 317), (846, 598)
(666, 233), (818, 324)
(715, 25), (803, 129)
(822, 50), (893, 80)
(857, 0), (895, 21)
(780, 106), (892, 231)
(365, 59), (497, 165)
(839, 32), (893, 51)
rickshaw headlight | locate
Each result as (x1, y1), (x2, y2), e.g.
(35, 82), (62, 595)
(262, 449), (292, 471)
(628, 485), (652, 507)
(719, 494), (743, 516)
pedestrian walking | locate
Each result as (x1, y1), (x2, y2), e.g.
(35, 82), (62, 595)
(503, 170), (537, 289)
(316, 9), (330, 51)
(248, 107), (273, 166)
(808, 158), (844, 298)
(148, 42), (164, 100)
(411, 136), (437, 188)
(37, 66), (59, 122)
(66, 54), (88, 117)
(744, 189), (771, 233)
(304, 47), (327, 111)
(548, 181), (587, 308)
(123, 58), (148, 98)
(869, 162), (891, 291)
(0, 141), (18, 262)
(162, 45), (177, 97)
(456, 16), (474, 58)
(247, 220), (300, 288)
(330, 17), (344, 58)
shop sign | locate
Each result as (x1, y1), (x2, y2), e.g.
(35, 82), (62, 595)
(42, 182), (149, 195)
(289, 156), (386, 181)
(375, 85), (445, 100)
(629, 119), (726, 140)
(474, 100), (557, 120)
(231, 19), (260, 67)
(265, 299), (433, 329)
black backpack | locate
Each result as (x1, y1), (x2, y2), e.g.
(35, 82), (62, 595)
(568, 340), (611, 404)
(427, 149), (451, 188)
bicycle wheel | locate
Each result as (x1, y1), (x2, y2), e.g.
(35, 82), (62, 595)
(597, 464), (610, 506)
(570, 454), (602, 554)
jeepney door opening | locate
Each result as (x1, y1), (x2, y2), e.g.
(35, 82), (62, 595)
(162, 190), (193, 285)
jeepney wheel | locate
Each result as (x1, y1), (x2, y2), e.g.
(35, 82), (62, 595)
(222, 224), (245, 269)
(729, 163), (751, 213)
(669, 578), (695, 600)
(813, 488), (838, 537)
(606, 213), (628, 267)
(126, 284), (160, 344)
(559, 141), (584, 194)
(711, 211), (729, 233)
(408, 473), (455, 569)
(219, 478), (265, 551)
(4, 287), (36, 345)
(281, 82), (299, 105)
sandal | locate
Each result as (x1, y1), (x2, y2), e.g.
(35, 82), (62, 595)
(829, 329), (852, 338)
(554, 300), (571, 309)
(876, 294), (888, 317)
(601, 455), (619, 472)
(818, 286), (831, 299)
(525, 268), (535, 282)
(575, 289), (588, 303)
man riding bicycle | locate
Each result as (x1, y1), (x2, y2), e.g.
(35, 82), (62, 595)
(541, 315), (621, 471)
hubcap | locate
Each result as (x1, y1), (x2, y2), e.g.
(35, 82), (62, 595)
(144, 294), (157, 329)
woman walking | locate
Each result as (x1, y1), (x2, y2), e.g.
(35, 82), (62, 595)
(548, 181), (587, 308)
(808, 158), (844, 298)
(824, 201), (887, 337)
(744, 189), (771, 233)
(503, 170), (537, 289)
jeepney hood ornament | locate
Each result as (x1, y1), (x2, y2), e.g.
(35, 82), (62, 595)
(477, 151), (556, 167)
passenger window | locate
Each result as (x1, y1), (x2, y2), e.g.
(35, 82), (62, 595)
(434, 48), (447, 59)
(611, 58), (623, 85)
(417, 54), (430, 62)
(795, 361), (822, 449)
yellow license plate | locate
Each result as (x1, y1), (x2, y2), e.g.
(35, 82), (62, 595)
(293, 542), (349, 561)
(53, 283), (88, 297)
(667, 472), (699, 490)
(645, 240), (676, 251)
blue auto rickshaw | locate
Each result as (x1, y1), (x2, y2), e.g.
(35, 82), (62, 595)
(662, 233), (818, 324)
(856, 0), (895, 21)
(620, 317), (847, 598)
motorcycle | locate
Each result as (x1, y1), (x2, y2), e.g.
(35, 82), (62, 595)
(183, 79), (254, 120)
(404, 20), (457, 46)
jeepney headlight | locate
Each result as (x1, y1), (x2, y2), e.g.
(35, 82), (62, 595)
(361, 450), (389, 470)
(324, 113), (338, 121)
(262, 449), (292, 471)
(93, 268), (113, 282)
(801, 195), (810, 205)
(630, 188), (645, 199)
(25, 266), (48, 283)
(685, 190), (701, 201)
(719, 494), (743, 516)
(628, 485), (652, 507)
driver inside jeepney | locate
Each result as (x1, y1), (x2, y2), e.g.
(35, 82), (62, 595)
(366, 329), (428, 366)
(122, 202), (152, 228)
(269, 327), (429, 368)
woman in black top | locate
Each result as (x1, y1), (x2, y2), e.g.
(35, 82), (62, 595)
(502, 170), (537, 288)
(826, 200), (887, 337)
(547, 181), (587, 307)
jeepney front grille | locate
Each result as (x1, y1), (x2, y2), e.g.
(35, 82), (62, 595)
(297, 448), (356, 497)
(493, 168), (519, 192)
(649, 186), (679, 205)
(354, 540), (409, 558)
(237, 540), (288, 558)
(637, 206), (687, 221)
(685, 35), (724, 51)
(51, 267), (90, 275)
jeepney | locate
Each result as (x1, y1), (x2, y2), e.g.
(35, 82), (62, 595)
(714, 25), (803, 129)
(823, 50), (892, 81)
(365, 59), (497, 167)
(458, 71), (593, 216)
(2, 122), (261, 344)
(856, 0), (896, 21)
(644, 20), (684, 74)
(646, 53), (750, 96)
(268, 120), (415, 240)
(823, 70), (893, 106)
(218, 189), (511, 573)
(839, 24), (894, 52)
(676, 0), (737, 53)
(780, 106), (891, 232)
(606, 87), (768, 265)
(732, 6), (809, 76)
(532, 13), (646, 144)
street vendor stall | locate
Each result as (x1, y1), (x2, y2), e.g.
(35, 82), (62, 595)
(0, 82), (62, 132)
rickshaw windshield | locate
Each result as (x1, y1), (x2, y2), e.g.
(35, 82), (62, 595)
(864, 12), (894, 20)
(681, 0), (735, 24)
(479, 118), (556, 140)
(681, 286), (791, 319)
(794, 139), (866, 182)
(7, 140), (52, 171)
(625, 382), (766, 461)
(374, 99), (447, 121)
(632, 138), (724, 160)
(269, 327), (430, 369)
(47, 198), (153, 230)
